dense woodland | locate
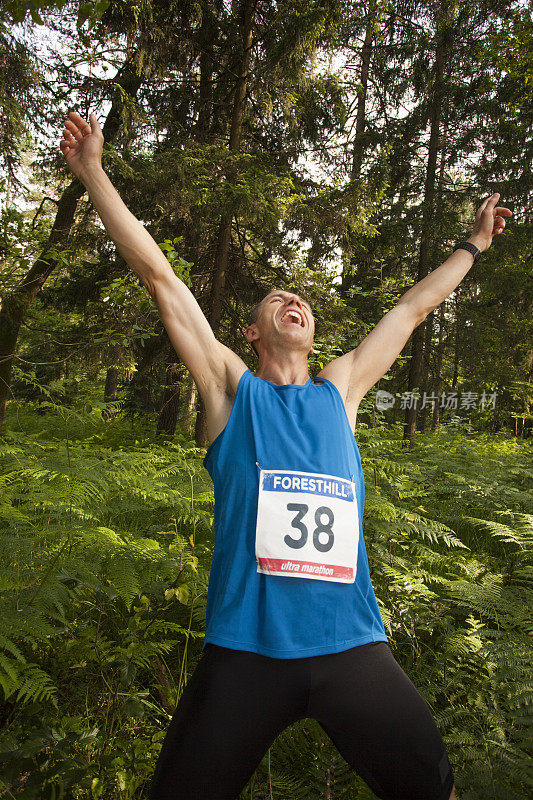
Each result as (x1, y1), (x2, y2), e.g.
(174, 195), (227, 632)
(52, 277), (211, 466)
(0, 0), (532, 798)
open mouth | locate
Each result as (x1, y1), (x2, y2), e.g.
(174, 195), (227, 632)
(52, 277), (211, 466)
(280, 308), (305, 327)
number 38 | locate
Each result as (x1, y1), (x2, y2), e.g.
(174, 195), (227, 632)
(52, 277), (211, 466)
(284, 503), (334, 552)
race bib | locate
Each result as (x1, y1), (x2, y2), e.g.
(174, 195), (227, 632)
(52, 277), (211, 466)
(255, 469), (359, 583)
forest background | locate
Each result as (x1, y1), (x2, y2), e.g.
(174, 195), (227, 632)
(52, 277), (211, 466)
(0, 0), (532, 798)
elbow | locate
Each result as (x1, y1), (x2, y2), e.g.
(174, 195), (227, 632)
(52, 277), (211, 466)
(141, 264), (166, 299)
(141, 272), (158, 298)
(413, 309), (428, 327)
(399, 299), (428, 328)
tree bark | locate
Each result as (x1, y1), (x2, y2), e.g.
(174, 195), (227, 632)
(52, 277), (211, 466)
(104, 367), (118, 403)
(181, 374), (198, 437)
(403, 9), (447, 448)
(196, 1), (215, 143)
(418, 95), (448, 434)
(418, 309), (434, 432)
(194, 393), (208, 445)
(341, 0), (376, 300)
(157, 361), (181, 436)
(0, 56), (143, 429)
(451, 295), (460, 392)
(0, 180), (86, 426)
(208, 0), (256, 334)
(103, 367), (118, 418)
(350, 0), (376, 183)
(431, 301), (446, 430)
(468, 287), (478, 383)
(195, 0), (256, 446)
(104, 342), (120, 404)
(125, 329), (167, 417)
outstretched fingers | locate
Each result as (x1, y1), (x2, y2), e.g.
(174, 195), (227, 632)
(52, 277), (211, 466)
(477, 195), (493, 214)
(89, 112), (102, 136)
(64, 111), (103, 144)
(60, 128), (77, 156)
(67, 111), (94, 140)
(68, 110), (92, 131)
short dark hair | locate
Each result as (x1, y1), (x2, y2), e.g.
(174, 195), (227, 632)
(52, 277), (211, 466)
(247, 288), (312, 357)
(247, 299), (263, 357)
(248, 300), (263, 328)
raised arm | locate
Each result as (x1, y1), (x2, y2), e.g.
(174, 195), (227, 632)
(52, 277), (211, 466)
(319, 193), (512, 428)
(60, 112), (247, 440)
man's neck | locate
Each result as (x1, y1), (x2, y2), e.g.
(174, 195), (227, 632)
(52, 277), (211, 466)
(255, 351), (310, 386)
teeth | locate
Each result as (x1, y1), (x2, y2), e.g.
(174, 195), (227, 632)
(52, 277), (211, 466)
(282, 309), (304, 326)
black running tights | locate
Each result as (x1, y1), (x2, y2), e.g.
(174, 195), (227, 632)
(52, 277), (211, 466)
(148, 641), (455, 800)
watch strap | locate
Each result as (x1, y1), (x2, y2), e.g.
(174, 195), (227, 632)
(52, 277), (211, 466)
(453, 241), (481, 262)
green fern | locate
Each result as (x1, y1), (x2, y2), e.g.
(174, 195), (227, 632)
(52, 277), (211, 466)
(1, 410), (531, 799)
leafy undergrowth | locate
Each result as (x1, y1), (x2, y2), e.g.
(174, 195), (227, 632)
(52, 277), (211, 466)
(0, 403), (531, 799)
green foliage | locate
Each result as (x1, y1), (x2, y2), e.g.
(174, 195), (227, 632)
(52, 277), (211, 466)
(3, 0), (109, 28)
(0, 401), (213, 798)
(243, 422), (532, 799)
(1, 0), (531, 797)
(1, 400), (531, 798)
(357, 423), (532, 800)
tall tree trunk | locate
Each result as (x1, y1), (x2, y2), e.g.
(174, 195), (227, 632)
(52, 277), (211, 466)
(194, 393), (208, 445)
(195, 0), (256, 445)
(104, 366), (118, 403)
(196, 2), (215, 143)
(403, 10), (447, 448)
(0, 56), (143, 429)
(0, 180), (86, 425)
(418, 309), (434, 432)
(431, 301), (446, 430)
(187, 378), (198, 436)
(468, 287), (478, 383)
(104, 342), (120, 401)
(187, 0), (215, 314)
(208, 0), (256, 334)
(350, 0), (376, 183)
(157, 361), (181, 436)
(103, 342), (120, 421)
(341, 0), (376, 300)
(418, 97), (448, 434)
(5, 174), (11, 210)
(451, 292), (460, 392)
(125, 329), (167, 417)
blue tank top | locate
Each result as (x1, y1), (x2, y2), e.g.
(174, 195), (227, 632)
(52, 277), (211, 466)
(202, 369), (388, 658)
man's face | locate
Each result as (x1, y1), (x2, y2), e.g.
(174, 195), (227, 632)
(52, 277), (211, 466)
(246, 290), (315, 356)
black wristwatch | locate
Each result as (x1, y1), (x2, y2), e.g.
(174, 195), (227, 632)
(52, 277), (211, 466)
(453, 241), (481, 263)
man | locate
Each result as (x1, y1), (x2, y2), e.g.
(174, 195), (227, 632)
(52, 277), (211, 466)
(61, 111), (511, 800)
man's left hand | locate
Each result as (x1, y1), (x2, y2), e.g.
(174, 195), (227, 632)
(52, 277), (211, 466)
(468, 193), (513, 252)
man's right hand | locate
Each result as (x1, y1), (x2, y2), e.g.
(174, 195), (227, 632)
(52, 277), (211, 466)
(60, 111), (104, 182)
(58, 110), (247, 443)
